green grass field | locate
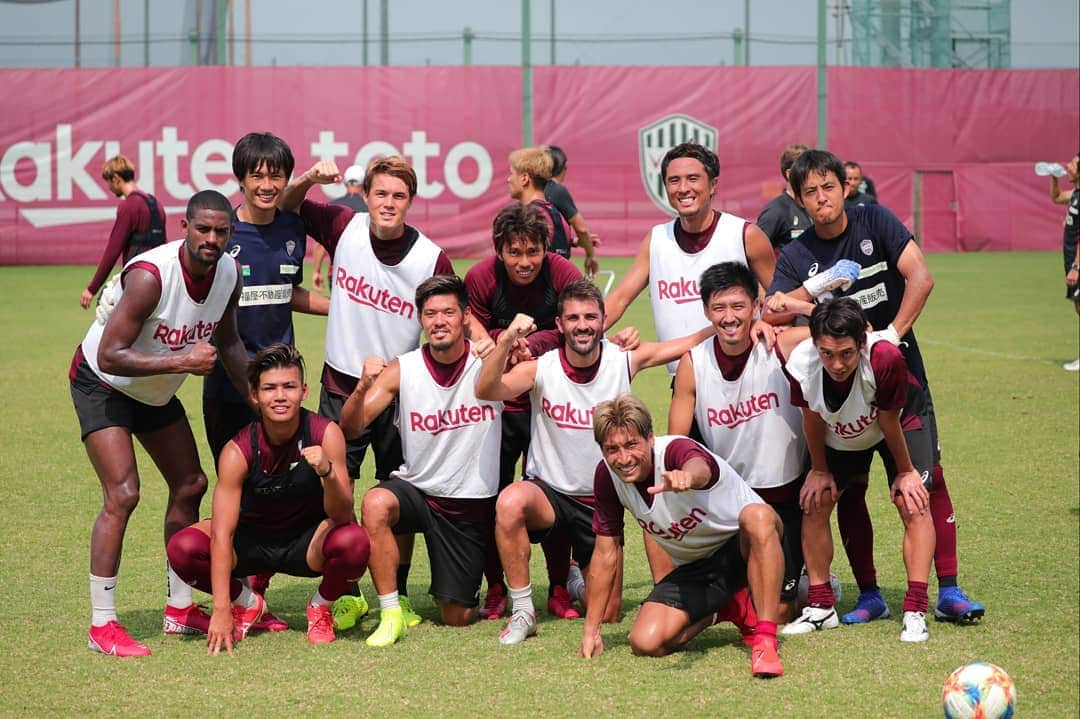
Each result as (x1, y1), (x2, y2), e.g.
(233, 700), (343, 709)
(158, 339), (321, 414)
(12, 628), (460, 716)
(0, 251), (1077, 718)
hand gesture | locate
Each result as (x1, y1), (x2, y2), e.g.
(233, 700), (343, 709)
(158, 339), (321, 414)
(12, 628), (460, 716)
(799, 469), (837, 513)
(470, 336), (496, 359)
(649, 470), (694, 494)
(206, 609), (235, 655)
(584, 255), (600, 279)
(80, 288), (94, 309)
(749, 319), (776, 351)
(360, 356), (387, 389)
(300, 445), (330, 477)
(503, 313), (536, 344)
(304, 160), (343, 185)
(891, 469), (930, 518)
(609, 326), (640, 351)
(184, 342), (219, 376)
(312, 271), (325, 291)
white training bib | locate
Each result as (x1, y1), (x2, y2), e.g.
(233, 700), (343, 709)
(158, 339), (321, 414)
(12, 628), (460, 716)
(648, 214), (749, 374)
(81, 240), (237, 406)
(393, 347), (502, 498)
(324, 213), (442, 378)
(526, 341), (631, 496)
(606, 435), (761, 566)
(691, 339), (807, 489)
(785, 334), (887, 451)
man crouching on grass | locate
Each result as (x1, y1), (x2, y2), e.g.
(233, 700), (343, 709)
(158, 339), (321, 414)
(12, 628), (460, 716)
(580, 395), (785, 678)
(166, 344), (369, 652)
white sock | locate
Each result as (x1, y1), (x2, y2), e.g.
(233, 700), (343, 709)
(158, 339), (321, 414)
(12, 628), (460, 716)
(90, 573), (118, 627)
(310, 590), (330, 608)
(508, 584), (535, 616)
(234, 582), (259, 609)
(378, 591), (400, 612)
(166, 562), (193, 609)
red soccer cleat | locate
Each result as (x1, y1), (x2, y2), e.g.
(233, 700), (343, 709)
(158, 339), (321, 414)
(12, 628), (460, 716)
(231, 593), (266, 642)
(306, 604), (336, 644)
(750, 637), (784, 679)
(251, 608), (288, 632)
(88, 621), (152, 657)
(479, 583), (508, 621)
(546, 585), (582, 619)
(163, 603), (211, 635)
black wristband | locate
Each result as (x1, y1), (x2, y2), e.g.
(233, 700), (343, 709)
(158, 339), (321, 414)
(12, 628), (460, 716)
(317, 460), (333, 478)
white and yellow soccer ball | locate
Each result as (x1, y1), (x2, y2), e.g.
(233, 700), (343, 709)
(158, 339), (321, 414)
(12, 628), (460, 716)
(942, 662), (1016, 719)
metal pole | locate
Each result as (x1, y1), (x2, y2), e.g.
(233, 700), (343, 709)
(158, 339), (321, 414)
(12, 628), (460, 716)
(743, 0), (749, 65)
(244, 0), (251, 66)
(217, 0), (228, 65)
(463, 27), (473, 66)
(733, 27), (743, 66)
(144, 0), (149, 66)
(817, 0), (827, 148)
(522, 0), (532, 146)
(362, 0), (368, 66)
(113, 0), (121, 66)
(549, 0), (555, 65)
(380, 0), (388, 65)
(74, 0), (80, 68)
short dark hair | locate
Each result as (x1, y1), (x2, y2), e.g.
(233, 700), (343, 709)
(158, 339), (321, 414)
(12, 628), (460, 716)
(547, 145), (567, 177)
(232, 132), (295, 182)
(780, 144), (809, 180)
(247, 342), (304, 391)
(186, 189), (233, 219)
(661, 142), (720, 183)
(699, 262), (758, 306)
(844, 161), (862, 172)
(557, 278), (604, 316)
(415, 274), (468, 312)
(788, 149), (846, 198)
(492, 203), (550, 253)
(810, 297), (867, 346)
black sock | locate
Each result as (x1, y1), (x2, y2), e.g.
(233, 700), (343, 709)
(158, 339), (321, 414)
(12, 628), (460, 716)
(397, 564), (410, 596)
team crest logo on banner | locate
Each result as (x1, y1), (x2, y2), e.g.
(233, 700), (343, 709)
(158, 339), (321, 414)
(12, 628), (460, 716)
(638, 114), (718, 216)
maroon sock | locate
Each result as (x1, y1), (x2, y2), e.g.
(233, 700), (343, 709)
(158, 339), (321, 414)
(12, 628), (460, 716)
(807, 582), (835, 608)
(837, 482), (878, 590)
(902, 581), (929, 613)
(541, 531), (572, 588)
(929, 464), (958, 580)
(318, 524), (371, 602)
(165, 526), (241, 600)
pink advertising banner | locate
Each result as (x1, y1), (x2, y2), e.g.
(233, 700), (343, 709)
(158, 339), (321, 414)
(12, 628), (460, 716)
(0, 65), (1076, 265)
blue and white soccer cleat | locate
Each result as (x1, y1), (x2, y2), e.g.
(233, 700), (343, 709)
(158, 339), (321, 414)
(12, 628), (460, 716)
(803, 259), (862, 299)
(934, 586), (985, 624)
(841, 589), (891, 624)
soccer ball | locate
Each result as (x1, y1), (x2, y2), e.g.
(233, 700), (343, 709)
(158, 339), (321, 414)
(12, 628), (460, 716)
(942, 662), (1017, 719)
(795, 572), (842, 608)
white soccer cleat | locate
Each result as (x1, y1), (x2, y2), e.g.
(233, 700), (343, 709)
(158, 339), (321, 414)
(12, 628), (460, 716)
(1064, 359), (1080, 372)
(498, 609), (537, 645)
(900, 610), (929, 643)
(781, 605), (839, 635)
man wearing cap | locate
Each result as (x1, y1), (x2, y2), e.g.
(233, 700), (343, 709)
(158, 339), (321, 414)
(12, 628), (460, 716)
(312, 165), (369, 292)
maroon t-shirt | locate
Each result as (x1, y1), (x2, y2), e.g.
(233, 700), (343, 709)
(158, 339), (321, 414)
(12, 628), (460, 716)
(464, 252), (582, 412)
(87, 191), (168, 294)
(591, 438), (721, 538)
(672, 210), (748, 254)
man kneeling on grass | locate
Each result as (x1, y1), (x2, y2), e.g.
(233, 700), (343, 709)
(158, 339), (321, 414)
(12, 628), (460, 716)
(580, 395), (785, 678)
(167, 344), (370, 652)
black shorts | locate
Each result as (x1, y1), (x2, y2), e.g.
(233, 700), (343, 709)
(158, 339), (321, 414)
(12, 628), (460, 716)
(378, 478), (489, 608)
(644, 537), (747, 623)
(70, 358), (186, 440)
(498, 410), (531, 488)
(232, 521), (322, 578)
(203, 398), (256, 465)
(319, 387), (403, 480)
(524, 479), (597, 568)
(826, 423), (935, 495)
